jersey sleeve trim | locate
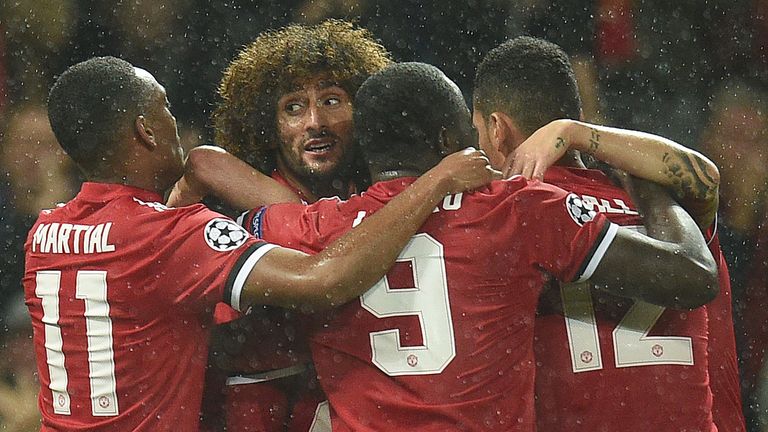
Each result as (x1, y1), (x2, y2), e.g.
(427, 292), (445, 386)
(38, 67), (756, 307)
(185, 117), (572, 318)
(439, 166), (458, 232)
(235, 211), (249, 230)
(236, 207), (267, 238)
(224, 242), (278, 312)
(573, 222), (619, 283)
(706, 212), (718, 246)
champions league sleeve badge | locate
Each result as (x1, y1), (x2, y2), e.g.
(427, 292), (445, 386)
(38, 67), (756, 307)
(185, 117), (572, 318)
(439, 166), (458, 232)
(566, 193), (598, 226)
(204, 218), (249, 251)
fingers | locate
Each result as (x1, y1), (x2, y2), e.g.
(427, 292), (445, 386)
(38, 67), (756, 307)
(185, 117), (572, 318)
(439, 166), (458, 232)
(507, 154), (528, 179)
(503, 151), (547, 181)
(466, 149), (502, 181)
(487, 167), (503, 181)
(464, 148), (492, 170)
(439, 147), (503, 193)
(476, 152), (502, 181)
(468, 150), (496, 177)
(502, 154), (515, 178)
(522, 161), (536, 180)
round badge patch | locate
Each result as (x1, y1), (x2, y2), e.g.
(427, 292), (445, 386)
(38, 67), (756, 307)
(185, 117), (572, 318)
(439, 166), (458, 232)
(204, 218), (248, 251)
(566, 193), (598, 226)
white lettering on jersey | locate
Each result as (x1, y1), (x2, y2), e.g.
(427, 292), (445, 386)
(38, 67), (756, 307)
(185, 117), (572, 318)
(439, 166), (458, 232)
(432, 193), (463, 213)
(44, 223), (60, 253)
(57, 224), (72, 253)
(352, 211), (366, 228)
(32, 223), (115, 254)
(133, 197), (169, 212)
(32, 223), (49, 252)
(71, 225), (89, 253)
(579, 194), (638, 216)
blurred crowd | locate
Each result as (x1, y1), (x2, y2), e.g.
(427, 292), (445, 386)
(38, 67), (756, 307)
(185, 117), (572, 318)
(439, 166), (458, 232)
(1, 0), (767, 430)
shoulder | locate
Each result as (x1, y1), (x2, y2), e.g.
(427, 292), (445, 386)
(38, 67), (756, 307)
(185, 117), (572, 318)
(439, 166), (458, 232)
(137, 201), (243, 241)
(474, 177), (571, 201)
(545, 167), (628, 197)
(159, 205), (255, 255)
(264, 198), (340, 218)
(138, 199), (218, 217)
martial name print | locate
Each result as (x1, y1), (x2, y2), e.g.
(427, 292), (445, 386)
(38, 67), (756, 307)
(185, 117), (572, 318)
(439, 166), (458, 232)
(31, 222), (116, 254)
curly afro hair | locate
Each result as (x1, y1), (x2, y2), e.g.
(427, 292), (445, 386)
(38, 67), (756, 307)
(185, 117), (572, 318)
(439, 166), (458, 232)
(213, 19), (393, 172)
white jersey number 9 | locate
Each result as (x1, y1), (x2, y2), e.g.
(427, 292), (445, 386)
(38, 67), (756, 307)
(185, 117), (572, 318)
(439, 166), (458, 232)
(361, 234), (456, 376)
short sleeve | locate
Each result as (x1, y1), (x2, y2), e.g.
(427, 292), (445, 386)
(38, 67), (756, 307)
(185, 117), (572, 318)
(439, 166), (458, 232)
(507, 180), (618, 283)
(239, 200), (343, 255)
(155, 205), (277, 312)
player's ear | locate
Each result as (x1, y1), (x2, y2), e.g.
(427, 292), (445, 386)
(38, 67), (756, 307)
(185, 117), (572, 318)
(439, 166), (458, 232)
(438, 126), (452, 156)
(491, 112), (523, 156)
(488, 113), (506, 154)
(134, 115), (157, 151)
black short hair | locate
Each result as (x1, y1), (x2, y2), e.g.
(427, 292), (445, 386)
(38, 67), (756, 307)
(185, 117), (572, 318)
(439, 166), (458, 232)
(354, 62), (469, 169)
(473, 36), (582, 135)
(47, 56), (153, 171)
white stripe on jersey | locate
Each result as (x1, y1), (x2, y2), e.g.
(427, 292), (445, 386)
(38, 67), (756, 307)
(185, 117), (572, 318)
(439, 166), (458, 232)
(230, 244), (279, 311)
(575, 223), (619, 282)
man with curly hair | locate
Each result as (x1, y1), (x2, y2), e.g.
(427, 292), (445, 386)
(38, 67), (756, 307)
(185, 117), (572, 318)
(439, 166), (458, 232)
(197, 19), (393, 432)
(179, 60), (717, 432)
(26, 55), (498, 432)
(213, 19), (392, 202)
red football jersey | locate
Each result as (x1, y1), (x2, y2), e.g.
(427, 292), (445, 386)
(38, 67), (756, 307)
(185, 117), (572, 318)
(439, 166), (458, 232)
(220, 169), (313, 374)
(535, 166), (716, 432)
(23, 183), (274, 432)
(209, 169), (322, 432)
(241, 176), (617, 432)
(706, 232), (746, 432)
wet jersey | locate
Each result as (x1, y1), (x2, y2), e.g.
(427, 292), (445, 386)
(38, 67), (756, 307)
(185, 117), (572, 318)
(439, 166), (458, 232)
(535, 166), (715, 432)
(24, 182), (273, 432)
(241, 176), (617, 431)
(707, 232), (746, 432)
(211, 169), (321, 432)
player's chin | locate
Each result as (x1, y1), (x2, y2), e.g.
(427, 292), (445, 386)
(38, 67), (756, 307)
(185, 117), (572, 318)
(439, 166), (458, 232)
(301, 163), (343, 181)
(302, 156), (342, 174)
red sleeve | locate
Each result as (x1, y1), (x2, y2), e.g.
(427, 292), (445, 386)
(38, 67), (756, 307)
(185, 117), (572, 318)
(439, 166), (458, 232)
(213, 303), (242, 324)
(239, 200), (343, 254)
(506, 179), (617, 283)
(157, 205), (276, 312)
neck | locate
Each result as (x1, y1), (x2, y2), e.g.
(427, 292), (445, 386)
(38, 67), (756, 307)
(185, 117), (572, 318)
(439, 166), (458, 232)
(309, 180), (350, 201)
(277, 167), (352, 201)
(87, 172), (166, 196)
(86, 159), (170, 196)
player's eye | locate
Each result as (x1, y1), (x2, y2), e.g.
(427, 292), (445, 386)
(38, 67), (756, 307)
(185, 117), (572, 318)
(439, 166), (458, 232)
(324, 97), (341, 107)
(285, 102), (304, 114)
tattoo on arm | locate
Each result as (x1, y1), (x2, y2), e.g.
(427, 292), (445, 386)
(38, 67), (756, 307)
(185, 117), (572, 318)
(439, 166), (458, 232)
(555, 137), (566, 149)
(588, 128), (600, 154)
(662, 150), (719, 201)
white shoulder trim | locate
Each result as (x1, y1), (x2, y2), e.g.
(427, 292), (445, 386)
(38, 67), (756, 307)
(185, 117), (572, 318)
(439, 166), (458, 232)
(574, 223), (619, 283)
(229, 244), (279, 311)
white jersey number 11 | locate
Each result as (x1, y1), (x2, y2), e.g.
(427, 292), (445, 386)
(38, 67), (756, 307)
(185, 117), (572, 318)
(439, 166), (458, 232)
(35, 270), (119, 416)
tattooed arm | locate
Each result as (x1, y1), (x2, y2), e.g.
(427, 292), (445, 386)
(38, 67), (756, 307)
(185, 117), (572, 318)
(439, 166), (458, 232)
(505, 119), (720, 229)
